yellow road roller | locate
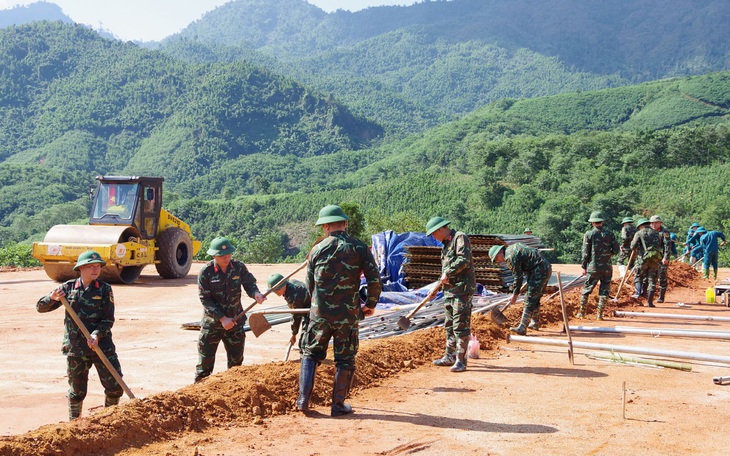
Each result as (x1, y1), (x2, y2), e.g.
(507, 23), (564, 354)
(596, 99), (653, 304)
(32, 176), (202, 284)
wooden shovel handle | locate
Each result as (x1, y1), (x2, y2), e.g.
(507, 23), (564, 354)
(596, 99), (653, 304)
(233, 260), (308, 322)
(613, 250), (636, 300)
(59, 296), (135, 399)
(556, 272), (574, 365)
(405, 284), (442, 320)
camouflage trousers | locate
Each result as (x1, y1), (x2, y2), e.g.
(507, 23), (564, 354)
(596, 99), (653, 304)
(67, 353), (123, 404)
(443, 295), (472, 357)
(195, 323), (245, 382)
(524, 261), (552, 313)
(634, 261), (659, 294)
(657, 261), (668, 290)
(301, 318), (359, 370)
(617, 248), (635, 268)
(581, 268), (613, 298)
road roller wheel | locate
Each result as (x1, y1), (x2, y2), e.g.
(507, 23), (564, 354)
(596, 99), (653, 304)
(156, 228), (193, 279)
(43, 264), (78, 283)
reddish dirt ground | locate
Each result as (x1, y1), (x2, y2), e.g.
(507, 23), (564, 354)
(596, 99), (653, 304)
(1, 262), (730, 455)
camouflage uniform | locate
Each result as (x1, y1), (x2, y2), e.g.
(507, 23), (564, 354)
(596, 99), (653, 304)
(630, 226), (667, 306)
(505, 243), (552, 331)
(656, 226), (672, 296)
(579, 226), (619, 319)
(302, 230), (381, 368)
(438, 229), (477, 366)
(37, 278), (123, 419)
(281, 279), (311, 352)
(617, 224), (637, 267)
(195, 259), (261, 382)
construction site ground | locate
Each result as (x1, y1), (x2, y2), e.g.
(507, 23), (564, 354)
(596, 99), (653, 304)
(1, 262), (729, 455)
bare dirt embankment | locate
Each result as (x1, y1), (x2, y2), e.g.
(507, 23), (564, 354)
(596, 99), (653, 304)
(1, 262), (729, 455)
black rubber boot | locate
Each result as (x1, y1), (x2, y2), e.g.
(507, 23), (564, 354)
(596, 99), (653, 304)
(433, 353), (456, 366)
(104, 395), (120, 408)
(450, 337), (469, 372)
(331, 367), (355, 417)
(296, 358), (317, 412)
(69, 399), (82, 421)
(657, 288), (666, 303)
(647, 291), (656, 307)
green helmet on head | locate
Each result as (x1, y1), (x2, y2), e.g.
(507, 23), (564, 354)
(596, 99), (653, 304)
(315, 204), (349, 226)
(649, 215), (663, 223)
(267, 273), (286, 292)
(636, 218), (650, 228)
(621, 217), (634, 224)
(74, 250), (107, 271)
(588, 211), (604, 223)
(488, 244), (505, 262)
(207, 237), (236, 256)
(425, 216), (450, 236)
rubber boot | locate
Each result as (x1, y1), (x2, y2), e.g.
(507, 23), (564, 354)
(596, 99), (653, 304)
(576, 295), (587, 318)
(450, 337), (469, 372)
(510, 309), (532, 336)
(657, 288), (666, 303)
(646, 291), (656, 307)
(69, 399), (82, 421)
(631, 282), (642, 299)
(331, 367), (355, 417)
(703, 268), (709, 279)
(296, 358), (317, 412)
(596, 296), (606, 321)
(104, 395), (120, 408)
(714, 270), (718, 280)
(433, 352), (456, 367)
(528, 312), (540, 331)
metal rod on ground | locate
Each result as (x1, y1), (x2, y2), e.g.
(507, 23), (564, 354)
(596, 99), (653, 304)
(614, 311), (730, 322)
(59, 296), (135, 399)
(585, 352), (692, 371)
(508, 334), (730, 364)
(557, 271), (574, 365)
(570, 325), (730, 340)
(622, 381), (626, 420)
(713, 376), (730, 385)
(612, 250), (636, 302)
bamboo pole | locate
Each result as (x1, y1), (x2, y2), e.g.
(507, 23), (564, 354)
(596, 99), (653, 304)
(614, 311), (730, 322)
(569, 325), (730, 340)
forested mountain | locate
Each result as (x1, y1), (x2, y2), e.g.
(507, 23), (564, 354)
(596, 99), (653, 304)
(161, 0), (730, 132)
(0, 2), (71, 28)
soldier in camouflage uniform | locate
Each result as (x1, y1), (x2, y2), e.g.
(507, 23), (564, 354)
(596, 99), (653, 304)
(630, 218), (668, 307)
(426, 216), (476, 373)
(297, 205), (381, 416)
(267, 272), (311, 351)
(37, 250), (124, 420)
(650, 215), (672, 303)
(578, 211), (619, 320)
(489, 242), (552, 335)
(617, 217), (637, 277)
(195, 237), (265, 383)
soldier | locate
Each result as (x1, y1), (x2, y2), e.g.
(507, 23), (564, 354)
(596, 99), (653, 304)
(195, 237), (266, 383)
(617, 217), (637, 277)
(630, 218), (668, 307)
(578, 211), (619, 320)
(650, 215), (672, 303)
(426, 216), (476, 373)
(700, 229), (727, 279)
(267, 272), (311, 351)
(489, 242), (552, 335)
(37, 250), (124, 420)
(297, 205), (381, 416)
(523, 228), (533, 235)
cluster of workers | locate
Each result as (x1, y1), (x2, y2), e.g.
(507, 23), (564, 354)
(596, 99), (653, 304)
(37, 205), (726, 420)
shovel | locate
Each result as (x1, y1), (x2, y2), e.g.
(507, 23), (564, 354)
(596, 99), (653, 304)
(248, 308), (310, 337)
(232, 260), (308, 323)
(556, 272), (574, 365)
(396, 284), (442, 331)
(284, 341), (294, 362)
(612, 250), (636, 303)
(59, 296), (135, 399)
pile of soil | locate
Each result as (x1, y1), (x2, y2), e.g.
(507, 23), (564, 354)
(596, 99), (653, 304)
(0, 261), (702, 456)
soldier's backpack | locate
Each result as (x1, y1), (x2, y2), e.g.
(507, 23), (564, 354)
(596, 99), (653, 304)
(640, 236), (662, 266)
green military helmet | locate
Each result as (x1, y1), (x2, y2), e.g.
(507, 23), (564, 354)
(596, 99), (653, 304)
(649, 215), (663, 223)
(588, 211), (604, 223)
(523, 228), (532, 234)
(207, 237), (236, 256)
(425, 216), (450, 235)
(635, 218), (650, 228)
(621, 217), (634, 224)
(488, 244), (505, 262)
(73, 250), (107, 271)
(267, 273), (286, 292)
(315, 204), (350, 226)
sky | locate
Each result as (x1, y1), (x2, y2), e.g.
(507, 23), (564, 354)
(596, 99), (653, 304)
(0, 0), (420, 42)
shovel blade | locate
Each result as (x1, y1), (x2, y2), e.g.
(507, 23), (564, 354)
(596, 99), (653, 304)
(249, 313), (272, 338)
(490, 307), (508, 326)
(397, 316), (411, 331)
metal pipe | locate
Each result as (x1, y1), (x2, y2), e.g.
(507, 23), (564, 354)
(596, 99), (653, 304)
(569, 325), (730, 340)
(508, 334), (730, 365)
(614, 311), (730, 322)
(585, 352), (692, 371)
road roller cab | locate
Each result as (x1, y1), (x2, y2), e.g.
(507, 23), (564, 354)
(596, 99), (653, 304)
(32, 176), (202, 284)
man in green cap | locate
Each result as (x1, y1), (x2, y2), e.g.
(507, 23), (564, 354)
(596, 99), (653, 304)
(489, 242), (552, 335)
(267, 272), (311, 350)
(617, 217), (636, 277)
(298, 204), (381, 417)
(37, 250), (124, 420)
(650, 215), (672, 302)
(195, 236), (266, 382)
(426, 216), (476, 373)
(578, 211), (619, 320)
(630, 218), (667, 306)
